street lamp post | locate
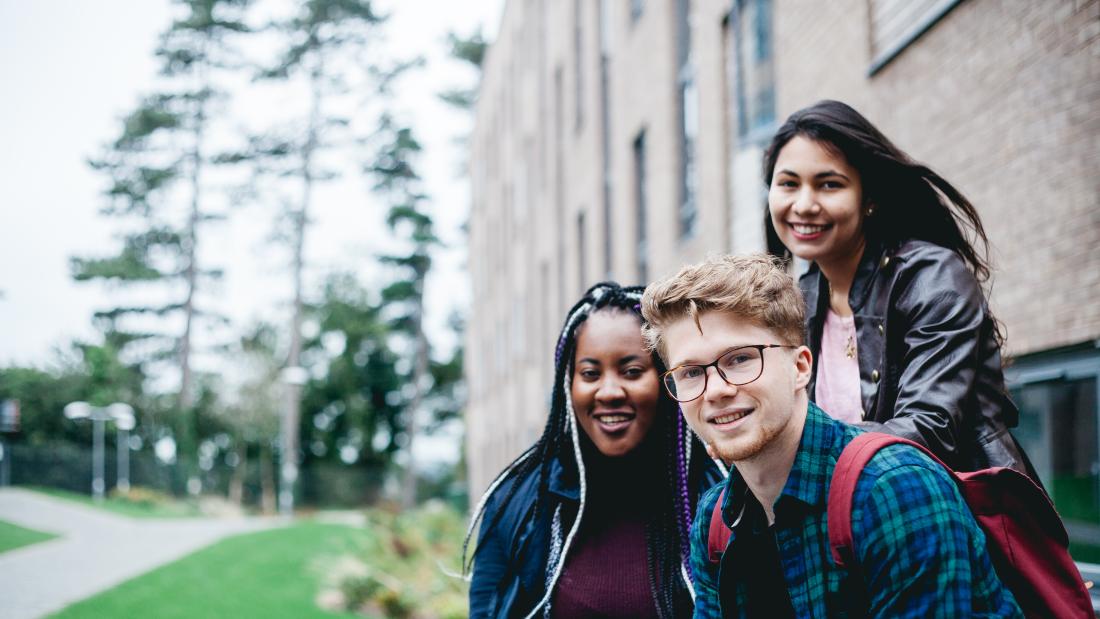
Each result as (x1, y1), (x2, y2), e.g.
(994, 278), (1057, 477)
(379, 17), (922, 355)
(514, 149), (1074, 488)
(279, 366), (308, 517)
(112, 405), (136, 493)
(64, 402), (136, 501)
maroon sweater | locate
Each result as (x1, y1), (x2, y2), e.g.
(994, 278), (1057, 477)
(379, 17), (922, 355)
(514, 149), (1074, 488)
(550, 449), (662, 619)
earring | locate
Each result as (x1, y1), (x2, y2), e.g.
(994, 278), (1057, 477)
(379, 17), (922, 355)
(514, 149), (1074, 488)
(865, 206), (875, 217)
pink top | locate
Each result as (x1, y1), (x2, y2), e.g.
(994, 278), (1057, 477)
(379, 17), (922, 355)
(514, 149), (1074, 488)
(815, 310), (864, 425)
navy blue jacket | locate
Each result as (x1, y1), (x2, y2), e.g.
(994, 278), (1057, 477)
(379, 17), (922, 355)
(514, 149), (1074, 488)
(469, 452), (722, 619)
(468, 456), (575, 619)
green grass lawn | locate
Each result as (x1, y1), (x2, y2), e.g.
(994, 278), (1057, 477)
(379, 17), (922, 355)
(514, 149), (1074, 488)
(50, 522), (370, 619)
(0, 519), (57, 554)
(25, 486), (201, 519)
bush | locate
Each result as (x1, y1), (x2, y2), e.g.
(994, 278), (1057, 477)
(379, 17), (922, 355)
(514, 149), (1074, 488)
(109, 485), (172, 508)
(318, 501), (469, 619)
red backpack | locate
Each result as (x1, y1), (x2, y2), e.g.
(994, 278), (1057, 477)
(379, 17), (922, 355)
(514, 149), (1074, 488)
(707, 433), (1094, 618)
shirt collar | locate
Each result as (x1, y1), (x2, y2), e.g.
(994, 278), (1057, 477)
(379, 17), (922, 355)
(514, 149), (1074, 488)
(778, 402), (842, 510)
(547, 454), (580, 500)
(721, 402), (844, 528)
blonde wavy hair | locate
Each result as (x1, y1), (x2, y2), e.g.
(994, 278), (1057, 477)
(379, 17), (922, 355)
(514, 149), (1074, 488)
(640, 253), (806, 362)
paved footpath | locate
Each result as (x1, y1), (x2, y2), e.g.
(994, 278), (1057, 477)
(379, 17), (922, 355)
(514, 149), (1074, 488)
(0, 487), (276, 619)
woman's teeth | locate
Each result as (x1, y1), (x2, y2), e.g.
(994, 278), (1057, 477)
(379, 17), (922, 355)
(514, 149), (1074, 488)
(792, 223), (827, 234)
(596, 414), (632, 424)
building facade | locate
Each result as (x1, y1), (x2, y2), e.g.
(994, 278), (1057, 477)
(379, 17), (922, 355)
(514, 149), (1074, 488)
(467, 0), (1100, 555)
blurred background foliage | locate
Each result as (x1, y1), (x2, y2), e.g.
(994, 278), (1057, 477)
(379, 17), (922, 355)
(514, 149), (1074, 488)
(0, 0), (487, 519)
(0, 1), (488, 617)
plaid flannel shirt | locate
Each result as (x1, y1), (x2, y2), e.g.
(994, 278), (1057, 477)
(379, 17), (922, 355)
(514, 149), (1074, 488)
(690, 402), (1022, 618)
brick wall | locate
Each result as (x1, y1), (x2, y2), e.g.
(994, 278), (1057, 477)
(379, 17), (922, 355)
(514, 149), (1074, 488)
(466, 0), (1100, 495)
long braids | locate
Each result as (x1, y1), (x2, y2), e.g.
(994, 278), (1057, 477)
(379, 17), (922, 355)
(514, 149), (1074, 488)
(461, 284), (618, 577)
(462, 282), (711, 617)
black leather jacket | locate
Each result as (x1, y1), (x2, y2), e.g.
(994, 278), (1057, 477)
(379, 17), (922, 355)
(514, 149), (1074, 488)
(800, 239), (1035, 478)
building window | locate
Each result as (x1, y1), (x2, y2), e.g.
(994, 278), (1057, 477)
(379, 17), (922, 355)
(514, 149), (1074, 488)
(719, 12), (736, 250)
(1006, 345), (1100, 563)
(577, 211), (588, 295)
(629, 0), (644, 22)
(554, 66), (566, 314)
(733, 0), (775, 143)
(511, 298), (526, 359)
(675, 0), (697, 240)
(868, 0), (964, 75)
(574, 0), (585, 133)
(599, 0), (613, 279)
(633, 130), (648, 283)
(540, 261), (550, 362)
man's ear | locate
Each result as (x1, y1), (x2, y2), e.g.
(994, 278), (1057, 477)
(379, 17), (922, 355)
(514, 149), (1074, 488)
(793, 345), (813, 389)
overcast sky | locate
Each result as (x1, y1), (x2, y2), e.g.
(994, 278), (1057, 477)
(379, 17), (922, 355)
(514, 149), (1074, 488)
(0, 0), (502, 376)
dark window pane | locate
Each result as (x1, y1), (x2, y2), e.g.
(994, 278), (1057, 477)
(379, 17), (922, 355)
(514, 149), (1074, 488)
(735, 0), (775, 137)
(1013, 377), (1100, 562)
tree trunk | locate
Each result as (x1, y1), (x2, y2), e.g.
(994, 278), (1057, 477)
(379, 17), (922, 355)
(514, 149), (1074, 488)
(175, 63), (208, 499)
(228, 442), (247, 506)
(260, 445), (276, 515)
(279, 56), (323, 516)
(401, 283), (429, 510)
(180, 42), (208, 413)
(282, 202), (305, 516)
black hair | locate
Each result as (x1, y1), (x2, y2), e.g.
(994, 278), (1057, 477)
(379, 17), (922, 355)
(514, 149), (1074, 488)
(762, 99), (994, 284)
(462, 281), (711, 618)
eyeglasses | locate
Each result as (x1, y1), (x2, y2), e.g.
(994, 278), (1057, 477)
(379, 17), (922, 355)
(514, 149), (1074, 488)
(661, 344), (797, 403)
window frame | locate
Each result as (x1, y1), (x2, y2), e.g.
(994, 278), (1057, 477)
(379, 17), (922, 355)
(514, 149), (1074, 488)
(1004, 343), (1100, 567)
(866, 0), (965, 76)
(730, 0), (777, 146)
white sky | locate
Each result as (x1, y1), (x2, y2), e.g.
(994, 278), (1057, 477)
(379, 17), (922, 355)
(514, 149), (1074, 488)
(0, 0), (501, 372)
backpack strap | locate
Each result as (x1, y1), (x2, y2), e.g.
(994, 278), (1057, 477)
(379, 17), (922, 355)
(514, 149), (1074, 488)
(707, 488), (730, 563)
(827, 433), (945, 568)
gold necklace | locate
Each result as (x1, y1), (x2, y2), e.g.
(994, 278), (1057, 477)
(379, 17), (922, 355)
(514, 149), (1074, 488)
(829, 281), (857, 359)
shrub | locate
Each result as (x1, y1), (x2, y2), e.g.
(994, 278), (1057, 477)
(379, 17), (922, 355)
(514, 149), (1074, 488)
(318, 501), (469, 618)
(109, 485), (172, 508)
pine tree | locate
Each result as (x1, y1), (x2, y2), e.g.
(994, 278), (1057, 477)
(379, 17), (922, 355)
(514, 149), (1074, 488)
(369, 115), (438, 508)
(299, 273), (405, 499)
(73, 0), (250, 463)
(438, 29), (488, 111)
(235, 0), (398, 514)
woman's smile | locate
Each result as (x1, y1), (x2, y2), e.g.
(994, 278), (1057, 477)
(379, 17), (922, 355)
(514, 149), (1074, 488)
(786, 221), (832, 240)
(592, 410), (636, 432)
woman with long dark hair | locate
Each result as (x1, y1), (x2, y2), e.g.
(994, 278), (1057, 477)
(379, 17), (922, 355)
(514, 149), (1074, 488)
(464, 282), (721, 619)
(763, 99), (1035, 477)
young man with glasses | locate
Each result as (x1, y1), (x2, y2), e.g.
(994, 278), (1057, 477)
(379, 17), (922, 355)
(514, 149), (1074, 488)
(640, 254), (1021, 618)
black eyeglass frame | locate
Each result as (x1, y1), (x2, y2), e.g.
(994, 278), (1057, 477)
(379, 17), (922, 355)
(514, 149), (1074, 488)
(661, 344), (798, 403)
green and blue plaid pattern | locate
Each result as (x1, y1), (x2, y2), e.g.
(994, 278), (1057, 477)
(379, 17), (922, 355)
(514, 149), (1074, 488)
(690, 402), (1022, 618)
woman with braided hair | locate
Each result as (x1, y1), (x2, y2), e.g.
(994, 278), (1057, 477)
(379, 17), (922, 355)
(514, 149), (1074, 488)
(465, 282), (722, 619)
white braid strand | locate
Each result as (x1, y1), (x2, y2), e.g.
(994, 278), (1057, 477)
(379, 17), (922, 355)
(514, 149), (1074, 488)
(461, 449), (535, 579)
(523, 364), (588, 619)
(542, 506), (564, 619)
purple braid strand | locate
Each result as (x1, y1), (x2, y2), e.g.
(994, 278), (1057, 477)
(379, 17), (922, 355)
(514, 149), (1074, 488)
(554, 332), (568, 365)
(675, 408), (693, 579)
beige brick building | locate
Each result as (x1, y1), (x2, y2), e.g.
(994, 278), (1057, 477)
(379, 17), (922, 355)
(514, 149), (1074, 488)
(466, 0), (1100, 555)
